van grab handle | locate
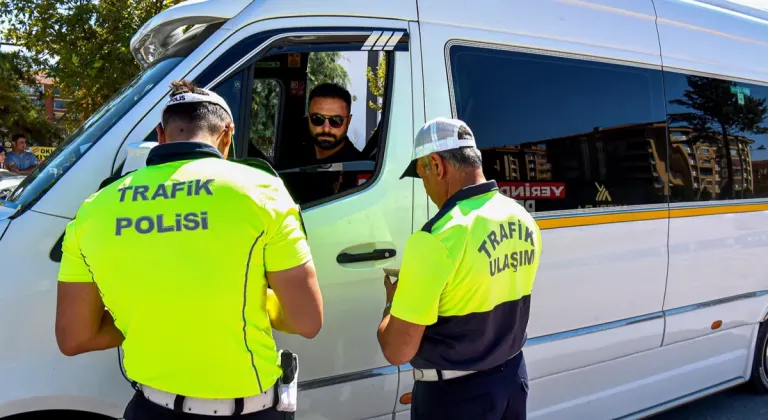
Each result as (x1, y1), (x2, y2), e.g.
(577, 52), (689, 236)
(336, 248), (396, 264)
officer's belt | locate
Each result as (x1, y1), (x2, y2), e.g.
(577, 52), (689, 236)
(413, 368), (475, 381)
(140, 384), (275, 416)
(413, 352), (521, 382)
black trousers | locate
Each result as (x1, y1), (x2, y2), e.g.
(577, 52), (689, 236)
(123, 391), (288, 420)
(411, 351), (529, 420)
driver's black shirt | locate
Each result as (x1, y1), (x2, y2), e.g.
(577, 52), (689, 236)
(296, 137), (365, 166)
(286, 138), (368, 204)
(317, 139), (366, 164)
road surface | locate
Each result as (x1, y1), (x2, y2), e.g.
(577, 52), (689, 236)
(650, 385), (768, 419)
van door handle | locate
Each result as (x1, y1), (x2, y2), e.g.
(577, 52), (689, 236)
(336, 248), (396, 264)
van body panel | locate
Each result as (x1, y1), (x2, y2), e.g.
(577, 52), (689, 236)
(528, 323), (753, 420)
(665, 211), (768, 310)
(654, 0), (768, 82)
(655, 0), (768, 355)
(528, 221), (667, 337)
(0, 211), (132, 418)
(663, 292), (768, 346)
(525, 317), (664, 381)
(225, 0), (418, 32)
(131, 0), (252, 59)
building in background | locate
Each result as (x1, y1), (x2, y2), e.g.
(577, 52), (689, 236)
(21, 74), (68, 123)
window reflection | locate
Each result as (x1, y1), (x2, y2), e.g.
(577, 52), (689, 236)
(665, 73), (768, 201)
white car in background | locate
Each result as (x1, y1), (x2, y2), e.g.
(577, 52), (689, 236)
(0, 170), (23, 200)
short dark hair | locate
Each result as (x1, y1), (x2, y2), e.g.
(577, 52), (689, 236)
(161, 80), (232, 136)
(308, 83), (352, 113)
(438, 147), (483, 170)
(11, 134), (26, 143)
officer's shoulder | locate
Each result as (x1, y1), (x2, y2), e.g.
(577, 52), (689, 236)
(202, 158), (278, 178)
(202, 159), (292, 198)
(493, 192), (538, 226)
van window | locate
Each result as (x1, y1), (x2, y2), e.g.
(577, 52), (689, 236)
(4, 57), (184, 212)
(664, 72), (768, 202)
(247, 49), (389, 206)
(447, 44), (668, 213)
(191, 30), (403, 207)
(131, 31), (403, 208)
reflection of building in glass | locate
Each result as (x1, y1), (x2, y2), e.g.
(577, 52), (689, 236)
(478, 122), (669, 211)
(482, 145), (552, 181)
(477, 121), (761, 208)
(668, 127), (753, 199)
(753, 160), (768, 196)
(525, 122), (667, 190)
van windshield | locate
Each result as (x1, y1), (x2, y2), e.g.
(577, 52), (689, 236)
(3, 56), (184, 213)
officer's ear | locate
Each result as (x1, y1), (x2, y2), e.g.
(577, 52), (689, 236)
(430, 153), (447, 180)
(156, 125), (167, 144)
(218, 123), (234, 159)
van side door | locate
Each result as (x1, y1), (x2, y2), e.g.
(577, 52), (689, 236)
(654, 0), (768, 402)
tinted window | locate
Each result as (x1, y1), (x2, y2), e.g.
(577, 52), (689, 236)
(448, 45), (668, 213)
(664, 71), (768, 202)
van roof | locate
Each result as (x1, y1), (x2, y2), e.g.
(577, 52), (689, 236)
(132, 0), (768, 69)
(131, 0), (417, 67)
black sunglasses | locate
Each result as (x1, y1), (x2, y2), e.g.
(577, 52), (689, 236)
(309, 113), (348, 128)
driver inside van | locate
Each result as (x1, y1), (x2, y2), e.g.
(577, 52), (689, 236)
(288, 83), (367, 203)
(303, 83), (364, 165)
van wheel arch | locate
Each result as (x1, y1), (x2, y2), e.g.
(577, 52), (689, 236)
(749, 319), (768, 393)
(2, 411), (114, 420)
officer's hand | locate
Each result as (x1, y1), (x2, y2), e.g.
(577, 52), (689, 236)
(384, 273), (398, 304)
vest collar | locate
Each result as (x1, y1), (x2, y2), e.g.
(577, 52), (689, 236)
(146, 141), (223, 167)
(422, 180), (498, 233)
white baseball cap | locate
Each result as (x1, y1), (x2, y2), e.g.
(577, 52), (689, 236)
(161, 88), (234, 123)
(400, 117), (477, 179)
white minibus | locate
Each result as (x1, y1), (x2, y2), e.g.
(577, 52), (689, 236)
(3, 0), (768, 419)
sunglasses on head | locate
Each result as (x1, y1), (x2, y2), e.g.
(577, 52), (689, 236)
(309, 113), (348, 128)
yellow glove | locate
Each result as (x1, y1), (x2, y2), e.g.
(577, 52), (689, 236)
(266, 288), (297, 334)
(266, 288), (281, 324)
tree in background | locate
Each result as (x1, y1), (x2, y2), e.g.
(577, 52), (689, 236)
(365, 54), (387, 113)
(669, 76), (768, 199)
(307, 52), (351, 96)
(0, 0), (185, 132)
(0, 50), (63, 147)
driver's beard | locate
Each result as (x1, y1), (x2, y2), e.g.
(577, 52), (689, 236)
(313, 133), (344, 150)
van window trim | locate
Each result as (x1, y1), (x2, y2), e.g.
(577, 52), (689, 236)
(205, 30), (403, 90)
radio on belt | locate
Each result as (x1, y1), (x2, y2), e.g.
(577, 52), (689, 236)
(276, 349), (299, 417)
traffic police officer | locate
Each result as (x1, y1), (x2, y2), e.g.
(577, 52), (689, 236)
(376, 118), (542, 420)
(55, 80), (323, 419)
